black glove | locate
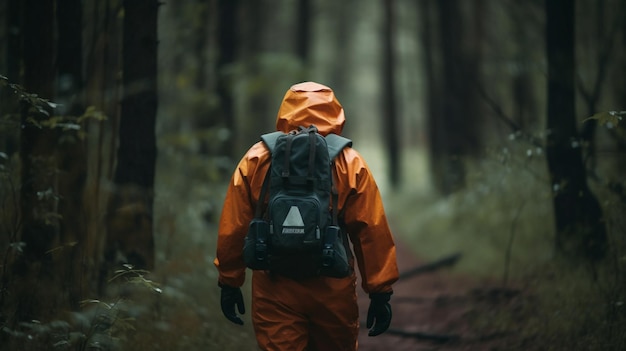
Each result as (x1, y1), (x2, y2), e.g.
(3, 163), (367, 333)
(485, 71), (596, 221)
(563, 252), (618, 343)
(366, 292), (392, 336)
(220, 284), (245, 325)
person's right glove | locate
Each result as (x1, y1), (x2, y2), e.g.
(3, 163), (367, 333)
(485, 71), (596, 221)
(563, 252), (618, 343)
(220, 284), (245, 325)
(366, 292), (392, 336)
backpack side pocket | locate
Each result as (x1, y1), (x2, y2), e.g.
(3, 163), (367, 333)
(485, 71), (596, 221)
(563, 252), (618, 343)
(243, 219), (270, 270)
(320, 225), (352, 278)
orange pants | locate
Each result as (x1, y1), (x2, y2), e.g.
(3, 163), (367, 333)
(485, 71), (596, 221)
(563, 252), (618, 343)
(251, 271), (359, 351)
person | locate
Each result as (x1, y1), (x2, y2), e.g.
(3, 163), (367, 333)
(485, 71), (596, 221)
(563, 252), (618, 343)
(214, 81), (399, 351)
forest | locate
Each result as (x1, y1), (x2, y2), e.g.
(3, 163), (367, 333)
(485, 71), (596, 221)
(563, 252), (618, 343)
(0, 0), (624, 350)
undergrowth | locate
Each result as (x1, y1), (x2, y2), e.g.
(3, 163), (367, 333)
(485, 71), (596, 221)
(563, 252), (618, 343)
(1, 265), (162, 350)
(2, 87), (622, 349)
(388, 137), (625, 350)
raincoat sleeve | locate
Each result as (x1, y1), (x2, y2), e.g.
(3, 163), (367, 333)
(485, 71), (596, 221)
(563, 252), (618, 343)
(214, 142), (269, 288)
(335, 148), (399, 294)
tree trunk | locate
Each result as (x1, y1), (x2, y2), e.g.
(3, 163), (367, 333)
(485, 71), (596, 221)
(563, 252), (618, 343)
(192, 0), (210, 91)
(419, 0), (441, 192)
(327, 0), (356, 110)
(104, 0), (158, 275)
(82, 0), (124, 297)
(240, 0), (273, 150)
(216, 0), (239, 156)
(545, 0), (606, 261)
(0, 0), (22, 154)
(510, 2), (540, 130)
(427, 0), (483, 195)
(383, 0), (401, 188)
(427, 0), (466, 195)
(15, 0), (58, 323)
(6, 0), (22, 84)
(297, 0), (311, 67)
(56, 0), (90, 305)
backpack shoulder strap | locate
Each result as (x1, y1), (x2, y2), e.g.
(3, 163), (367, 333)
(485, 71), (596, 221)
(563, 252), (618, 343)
(260, 131), (284, 153)
(325, 133), (352, 160)
(262, 131), (351, 158)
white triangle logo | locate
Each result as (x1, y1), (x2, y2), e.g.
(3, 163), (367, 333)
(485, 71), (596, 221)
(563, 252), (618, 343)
(282, 206), (305, 227)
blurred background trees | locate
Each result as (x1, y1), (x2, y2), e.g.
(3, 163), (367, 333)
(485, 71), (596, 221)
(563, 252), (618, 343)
(0, 0), (624, 349)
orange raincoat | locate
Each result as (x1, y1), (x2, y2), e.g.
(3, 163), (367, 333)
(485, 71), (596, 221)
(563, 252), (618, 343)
(215, 82), (399, 351)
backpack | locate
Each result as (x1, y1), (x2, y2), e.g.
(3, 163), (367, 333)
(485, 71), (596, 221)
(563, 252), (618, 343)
(243, 125), (353, 279)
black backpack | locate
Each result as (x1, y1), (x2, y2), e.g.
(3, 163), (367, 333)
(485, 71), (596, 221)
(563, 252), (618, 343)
(243, 125), (353, 279)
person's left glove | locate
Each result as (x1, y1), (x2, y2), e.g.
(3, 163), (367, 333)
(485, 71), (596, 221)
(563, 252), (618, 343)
(220, 284), (245, 325)
(366, 292), (392, 336)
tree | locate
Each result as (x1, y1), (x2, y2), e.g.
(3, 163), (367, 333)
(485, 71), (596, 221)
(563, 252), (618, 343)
(0, 0), (109, 337)
(81, 0), (125, 296)
(577, 0), (624, 174)
(423, 0), (484, 195)
(216, 0), (239, 157)
(13, 0), (58, 323)
(239, 0), (273, 150)
(545, 0), (606, 261)
(383, 0), (401, 188)
(104, 0), (159, 274)
(509, 1), (542, 130)
(56, 0), (89, 306)
(418, 0), (441, 190)
(296, 0), (311, 67)
(4, 0), (96, 326)
(325, 0), (357, 104)
(0, 0), (21, 154)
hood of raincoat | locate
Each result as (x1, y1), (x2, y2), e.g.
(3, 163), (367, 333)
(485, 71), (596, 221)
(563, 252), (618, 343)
(275, 82), (345, 136)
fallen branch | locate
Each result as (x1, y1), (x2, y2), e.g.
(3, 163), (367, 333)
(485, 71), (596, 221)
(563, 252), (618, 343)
(386, 328), (460, 343)
(398, 252), (462, 280)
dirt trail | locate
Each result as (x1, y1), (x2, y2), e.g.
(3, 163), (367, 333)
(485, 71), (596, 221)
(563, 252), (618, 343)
(356, 241), (513, 351)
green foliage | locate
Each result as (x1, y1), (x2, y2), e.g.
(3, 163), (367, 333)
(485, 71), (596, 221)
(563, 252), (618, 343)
(1, 75), (106, 134)
(584, 110), (625, 127)
(1, 74), (58, 117)
(0, 76), (113, 350)
(108, 264), (162, 294)
(391, 131), (625, 350)
(390, 139), (553, 279)
(1, 265), (163, 351)
(585, 110), (626, 154)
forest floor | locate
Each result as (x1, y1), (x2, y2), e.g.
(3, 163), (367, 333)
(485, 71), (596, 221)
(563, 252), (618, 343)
(151, 146), (624, 351)
(356, 240), (519, 351)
